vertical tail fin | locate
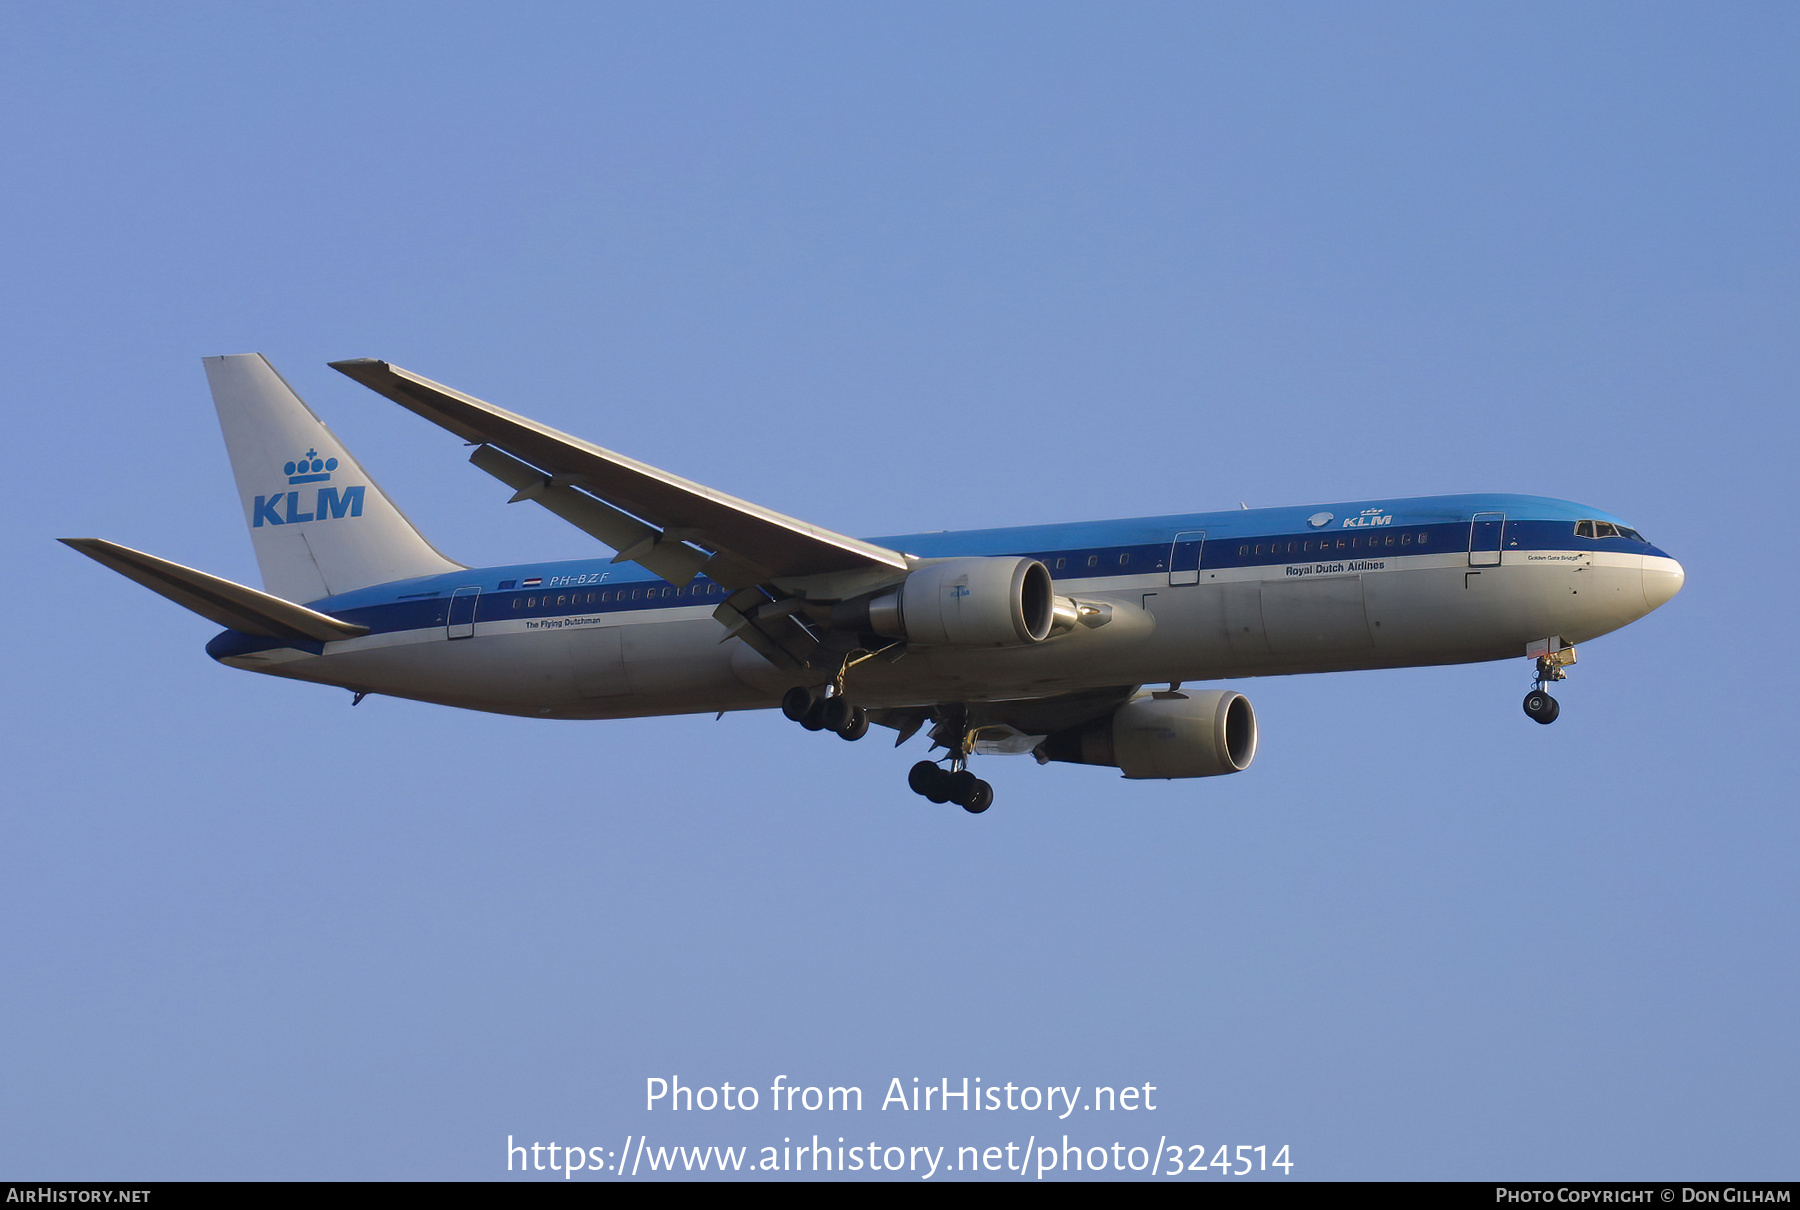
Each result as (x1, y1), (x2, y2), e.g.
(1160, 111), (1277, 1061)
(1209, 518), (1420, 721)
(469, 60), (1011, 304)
(204, 354), (461, 603)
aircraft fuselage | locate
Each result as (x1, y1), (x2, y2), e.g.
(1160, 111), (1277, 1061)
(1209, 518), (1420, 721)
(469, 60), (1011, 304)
(206, 492), (1682, 720)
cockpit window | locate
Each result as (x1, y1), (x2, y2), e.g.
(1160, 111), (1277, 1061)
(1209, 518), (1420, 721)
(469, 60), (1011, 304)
(1575, 519), (1649, 542)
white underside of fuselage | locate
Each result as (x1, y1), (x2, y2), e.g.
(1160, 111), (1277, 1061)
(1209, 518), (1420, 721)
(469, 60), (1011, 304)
(218, 550), (1680, 720)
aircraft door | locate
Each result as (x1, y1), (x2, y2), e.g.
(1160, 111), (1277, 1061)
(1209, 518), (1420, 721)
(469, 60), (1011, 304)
(1168, 531), (1206, 586)
(447, 586), (481, 640)
(1468, 513), (1505, 567)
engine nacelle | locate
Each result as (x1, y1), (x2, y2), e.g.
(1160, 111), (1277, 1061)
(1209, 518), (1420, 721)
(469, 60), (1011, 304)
(841, 557), (1056, 646)
(1039, 690), (1257, 779)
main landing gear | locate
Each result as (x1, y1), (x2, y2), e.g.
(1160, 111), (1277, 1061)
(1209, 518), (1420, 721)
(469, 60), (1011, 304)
(782, 681), (995, 814)
(907, 706), (993, 813)
(1522, 646), (1577, 725)
(908, 760), (994, 814)
(781, 685), (870, 740)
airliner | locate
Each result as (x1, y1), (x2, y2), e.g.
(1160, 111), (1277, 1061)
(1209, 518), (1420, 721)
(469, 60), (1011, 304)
(63, 354), (1684, 813)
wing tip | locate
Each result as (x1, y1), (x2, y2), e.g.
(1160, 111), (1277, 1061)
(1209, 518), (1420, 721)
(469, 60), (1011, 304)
(328, 357), (388, 376)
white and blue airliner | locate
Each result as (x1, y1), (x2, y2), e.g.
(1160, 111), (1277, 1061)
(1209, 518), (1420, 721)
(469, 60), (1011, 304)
(64, 355), (1684, 813)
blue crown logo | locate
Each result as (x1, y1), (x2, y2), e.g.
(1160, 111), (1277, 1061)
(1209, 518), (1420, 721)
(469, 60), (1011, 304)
(284, 449), (338, 484)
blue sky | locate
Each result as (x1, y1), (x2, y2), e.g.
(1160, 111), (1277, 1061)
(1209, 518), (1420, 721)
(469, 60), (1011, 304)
(2, 2), (1795, 1180)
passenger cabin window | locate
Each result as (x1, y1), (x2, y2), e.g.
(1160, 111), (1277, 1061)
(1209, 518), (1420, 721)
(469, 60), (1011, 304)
(1118, 553), (1130, 566)
(1086, 555), (1099, 568)
(1054, 558), (1066, 570)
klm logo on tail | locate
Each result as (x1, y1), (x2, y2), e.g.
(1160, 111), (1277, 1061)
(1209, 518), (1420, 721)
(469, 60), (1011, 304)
(254, 448), (365, 527)
(285, 450), (338, 484)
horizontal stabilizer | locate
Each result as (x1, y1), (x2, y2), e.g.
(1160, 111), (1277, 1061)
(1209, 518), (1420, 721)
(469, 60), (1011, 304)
(328, 358), (909, 583)
(59, 538), (369, 642)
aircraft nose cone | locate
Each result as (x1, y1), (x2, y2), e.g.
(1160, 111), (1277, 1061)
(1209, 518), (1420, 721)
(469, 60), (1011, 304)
(1643, 556), (1685, 612)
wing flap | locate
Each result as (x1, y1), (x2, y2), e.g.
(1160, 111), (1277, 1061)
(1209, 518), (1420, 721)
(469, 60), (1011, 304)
(710, 587), (820, 670)
(328, 359), (908, 583)
(60, 538), (369, 642)
(468, 445), (713, 587)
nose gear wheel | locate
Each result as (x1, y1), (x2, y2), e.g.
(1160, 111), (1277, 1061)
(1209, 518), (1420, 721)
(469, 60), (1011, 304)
(1523, 646), (1575, 725)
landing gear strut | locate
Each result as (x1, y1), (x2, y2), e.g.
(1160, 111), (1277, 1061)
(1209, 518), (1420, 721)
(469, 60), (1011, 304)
(1522, 646), (1576, 725)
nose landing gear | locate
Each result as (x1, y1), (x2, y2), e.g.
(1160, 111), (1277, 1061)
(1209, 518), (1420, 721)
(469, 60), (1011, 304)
(1522, 646), (1576, 725)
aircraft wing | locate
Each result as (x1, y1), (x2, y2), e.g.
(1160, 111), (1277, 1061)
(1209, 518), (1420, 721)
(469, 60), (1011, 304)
(59, 538), (369, 642)
(328, 359), (908, 591)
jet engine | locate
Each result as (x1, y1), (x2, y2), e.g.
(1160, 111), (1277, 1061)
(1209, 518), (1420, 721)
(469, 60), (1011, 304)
(834, 557), (1056, 646)
(1038, 690), (1257, 779)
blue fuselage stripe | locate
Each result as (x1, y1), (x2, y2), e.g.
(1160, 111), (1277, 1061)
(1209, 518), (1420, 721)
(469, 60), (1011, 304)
(205, 511), (1664, 657)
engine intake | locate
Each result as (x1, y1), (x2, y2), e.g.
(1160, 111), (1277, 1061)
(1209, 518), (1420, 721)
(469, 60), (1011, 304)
(1039, 690), (1257, 779)
(837, 557), (1056, 647)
